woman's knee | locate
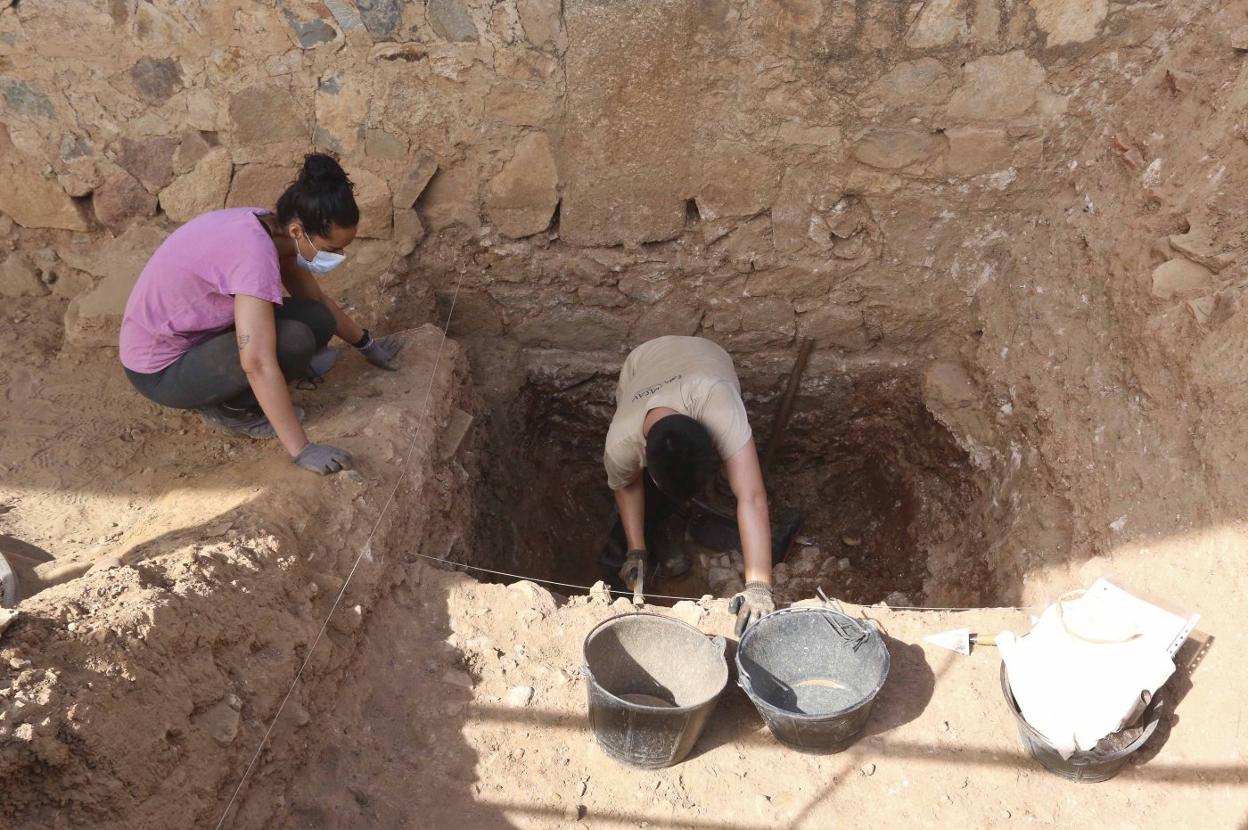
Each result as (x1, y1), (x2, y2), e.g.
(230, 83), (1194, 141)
(274, 319), (318, 377)
(283, 298), (335, 348)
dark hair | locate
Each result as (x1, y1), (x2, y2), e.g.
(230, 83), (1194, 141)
(646, 414), (717, 502)
(276, 153), (359, 237)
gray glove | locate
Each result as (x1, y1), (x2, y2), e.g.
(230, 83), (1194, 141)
(618, 549), (646, 592)
(358, 332), (405, 371)
(729, 581), (775, 637)
(294, 442), (352, 475)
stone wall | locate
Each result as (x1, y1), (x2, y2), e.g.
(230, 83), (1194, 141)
(0, 0), (1234, 599)
(0, 0), (1187, 356)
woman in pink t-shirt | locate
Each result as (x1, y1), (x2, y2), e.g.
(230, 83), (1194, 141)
(119, 154), (403, 475)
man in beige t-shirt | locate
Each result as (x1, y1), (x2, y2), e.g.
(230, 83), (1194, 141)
(603, 336), (775, 635)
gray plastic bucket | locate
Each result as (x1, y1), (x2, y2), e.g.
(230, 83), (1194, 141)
(736, 607), (891, 751)
(1000, 662), (1164, 782)
(582, 613), (728, 769)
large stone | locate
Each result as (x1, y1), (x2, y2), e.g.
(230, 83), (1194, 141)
(746, 265), (836, 299)
(365, 129), (408, 161)
(906, 0), (966, 48)
(0, 253), (48, 298)
(159, 148), (232, 223)
(1169, 227), (1237, 273)
(697, 145), (782, 220)
(797, 304), (869, 350)
(282, 6), (338, 48)
(1029, 0), (1107, 47)
(130, 57), (183, 105)
(419, 162), (480, 233)
(314, 73), (369, 156)
(485, 84), (558, 126)
(946, 51), (1046, 120)
(559, 1), (703, 246)
(393, 154), (439, 208)
(394, 208), (426, 255)
(775, 121), (842, 146)
(770, 168), (817, 253)
(631, 302), (703, 341)
(348, 167), (393, 239)
(93, 170), (158, 230)
(708, 297), (795, 349)
(229, 84), (311, 145)
(173, 131), (213, 175)
(851, 129), (943, 170)
(60, 133), (93, 162)
(1151, 258), (1213, 301)
(757, 0), (822, 47)
(860, 59), (954, 108)
(512, 305), (631, 351)
(194, 701), (241, 747)
(113, 136), (179, 191)
(0, 163), (90, 231)
(517, 0), (565, 50)
(485, 133), (559, 239)
(356, 0), (402, 38)
(0, 77), (55, 119)
(429, 0), (479, 42)
(944, 127), (1012, 176)
(62, 227), (166, 346)
(226, 164), (298, 209)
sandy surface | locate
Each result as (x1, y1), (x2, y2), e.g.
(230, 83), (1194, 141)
(0, 306), (1244, 828)
(253, 565), (1244, 830)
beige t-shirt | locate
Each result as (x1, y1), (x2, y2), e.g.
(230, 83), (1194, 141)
(604, 336), (752, 490)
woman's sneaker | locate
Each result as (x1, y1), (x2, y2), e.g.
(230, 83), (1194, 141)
(199, 404), (304, 439)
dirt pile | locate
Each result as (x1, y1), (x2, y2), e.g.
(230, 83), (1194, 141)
(0, 326), (469, 827)
(2, 0), (1248, 825)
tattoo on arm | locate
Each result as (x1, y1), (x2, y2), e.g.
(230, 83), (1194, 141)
(237, 333), (252, 350)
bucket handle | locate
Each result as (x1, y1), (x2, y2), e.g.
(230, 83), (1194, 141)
(816, 587), (872, 651)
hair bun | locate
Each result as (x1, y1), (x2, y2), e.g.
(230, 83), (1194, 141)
(299, 153), (351, 190)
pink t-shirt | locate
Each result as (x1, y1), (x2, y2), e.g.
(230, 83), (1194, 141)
(119, 208), (284, 373)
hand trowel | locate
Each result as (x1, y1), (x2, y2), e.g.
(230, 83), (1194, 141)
(924, 628), (998, 656)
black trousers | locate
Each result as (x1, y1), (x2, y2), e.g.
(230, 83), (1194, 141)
(599, 474), (679, 584)
(125, 297), (335, 411)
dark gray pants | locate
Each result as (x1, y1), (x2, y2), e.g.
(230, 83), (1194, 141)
(125, 297), (336, 411)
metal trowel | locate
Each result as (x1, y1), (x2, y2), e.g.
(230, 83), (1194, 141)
(925, 628), (998, 656)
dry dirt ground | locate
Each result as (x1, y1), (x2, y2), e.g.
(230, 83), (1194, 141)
(1, 315), (1245, 828)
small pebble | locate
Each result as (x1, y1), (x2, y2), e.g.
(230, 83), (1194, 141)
(504, 686), (534, 707)
(842, 535), (862, 547)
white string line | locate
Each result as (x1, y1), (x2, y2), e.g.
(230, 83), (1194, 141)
(214, 276), (463, 830)
(405, 550), (1041, 613)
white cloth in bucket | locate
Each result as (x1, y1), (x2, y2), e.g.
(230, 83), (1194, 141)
(997, 580), (1192, 758)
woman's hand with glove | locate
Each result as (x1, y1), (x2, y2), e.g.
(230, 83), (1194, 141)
(729, 581), (774, 637)
(356, 330), (405, 371)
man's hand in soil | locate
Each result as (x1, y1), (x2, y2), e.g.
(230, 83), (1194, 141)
(294, 442), (352, 475)
(357, 332), (405, 371)
(729, 581), (774, 637)
(619, 549), (646, 592)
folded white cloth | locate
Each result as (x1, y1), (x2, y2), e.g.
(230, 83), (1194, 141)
(999, 590), (1175, 758)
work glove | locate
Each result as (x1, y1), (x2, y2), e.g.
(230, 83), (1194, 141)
(618, 549), (646, 593)
(294, 442), (353, 475)
(357, 330), (405, 371)
(729, 581), (775, 637)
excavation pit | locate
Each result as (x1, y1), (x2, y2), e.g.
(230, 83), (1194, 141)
(466, 359), (994, 608)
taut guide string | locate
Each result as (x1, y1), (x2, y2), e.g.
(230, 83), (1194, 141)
(215, 274), (1036, 826)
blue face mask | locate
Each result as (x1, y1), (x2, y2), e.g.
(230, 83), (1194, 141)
(297, 233), (346, 274)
